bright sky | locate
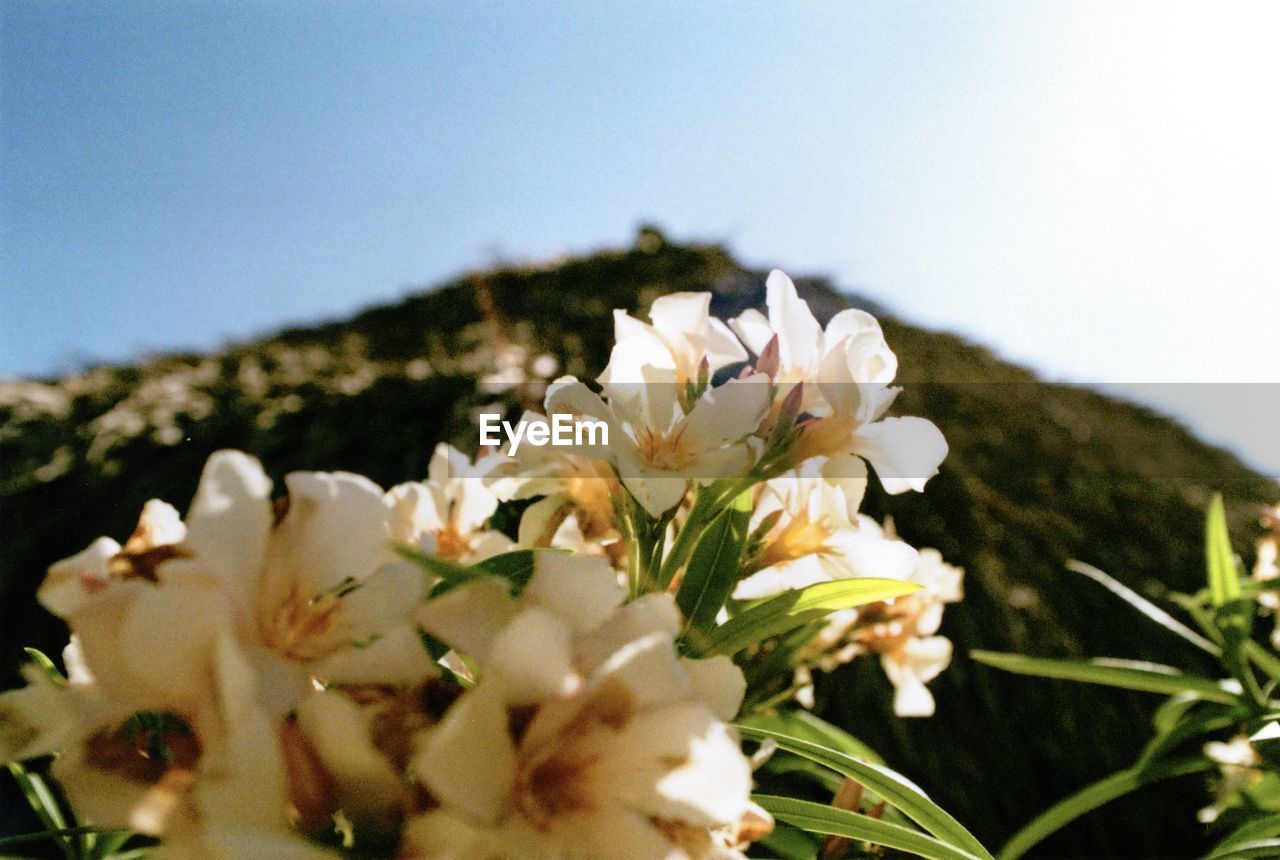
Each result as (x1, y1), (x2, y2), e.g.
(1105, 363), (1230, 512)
(3, 2), (1278, 472)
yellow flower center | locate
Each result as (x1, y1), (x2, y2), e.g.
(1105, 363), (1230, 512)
(434, 522), (471, 560)
(635, 425), (695, 471)
(760, 512), (834, 567)
(263, 586), (342, 660)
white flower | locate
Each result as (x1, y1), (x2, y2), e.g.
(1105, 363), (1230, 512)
(731, 271), (895, 412)
(599, 292), (747, 391)
(1253, 533), (1280, 650)
(388, 443), (513, 562)
(1199, 734), (1262, 824)
(13, 450), (437, 851)
(731, 270), (947, 514)
(733, 468), (918, 601)
(545, 372), (771, 517)
(842, 530), (964, 718)
(731, 483), (962, 718)
(408, 553), (762, 858)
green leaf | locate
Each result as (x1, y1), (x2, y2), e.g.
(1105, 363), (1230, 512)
(971, 651), (1240, 705)
(6, 762), (75, 860)
(736, 725), (992, 859)
(87, 828), (136, 860)
(1152, 692), (1199, 735)
(1244, 640), (1280, 683)
(753, 821), (819, 860)
(996, 757), (1215, 860)
(1066, 561), (1221, 656)
(676, 491), (752, 633)
(1209, 840), (1280, 860)
(472, 549), (540, 592)
(402, 546), (551, 598)
(656, 485), (718, 589)
(1207, 493), (1241, 608)
(1136, 703), (1243, 770)
(738, 709), (885, 766)
(395, 545), (475, 588)
(1170, 593), (1229, 650)
(765, 755), (848, 793)
(23, 647), (67, 685)
(1209, 814), (1280, 858)
(0, 826), (131, 852)
(692, 578), (921, 657)
(755, 795), (985, 860)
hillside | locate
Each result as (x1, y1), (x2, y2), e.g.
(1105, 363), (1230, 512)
(2, 229), (1275, 857)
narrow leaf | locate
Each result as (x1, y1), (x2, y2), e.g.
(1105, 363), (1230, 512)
(6, 762), (74, 860)
(394, 545), (474, 586)
(694, 579), (921, 657)
(1207, 493), (1241, 608)
(971, 651), (1239, 705)
(1066, 560), (1220, 656)
(676, 491), (752, 632)
(1244, 640), (1280, 682)
(756, 795), (984, 860)
(1209, 814), (1280, 858)
(737, 725), (992, 859)
(472, 549), (539, 592)
(738, 710), (885, 765)
(754, 821), (819, 860)
(0, 826), (130, 851)
(997, 757), (1215, 860)
(1209, 840), (1280, 860)
(1136, 705), (1243, 770)
(23, 647), (67, 685)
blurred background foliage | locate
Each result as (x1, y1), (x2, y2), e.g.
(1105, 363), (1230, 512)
(2, 229), (1275, 856)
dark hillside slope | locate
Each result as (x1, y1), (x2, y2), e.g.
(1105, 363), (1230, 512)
(2, 231), (1275, 856)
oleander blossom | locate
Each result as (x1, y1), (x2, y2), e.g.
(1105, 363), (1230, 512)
(1199, 734), (1263, 824)
(732, 270), (948, 515)
(733, 472), (963, 717)
(2, 450), (440, 853)
(408, 553), (767, 858)
(598, 292), (747, 390)
(388, 442), (513, 562)
(1252, 507), (1280, 649)
(545, 371), (771, 517)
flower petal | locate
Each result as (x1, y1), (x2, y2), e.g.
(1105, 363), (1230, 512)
(416, 577), (515, 663)
(856, 417), (948, 494)
(169, 451), (272, 597)
(120, 585), (228, 705)
(606, 702), (751, 828)
(488, 607), (578, 705)
(729, 308), (774, 357)
(678, 656), (746, 721)
(414, 681), (516, 825)
(683, 374), (771, 450)
(523, 551), (625, 637)
(820, 453), (869, 519)
(706, 317), (749, 370)
(268, 471), (390, 601)
(39, 537), (121, 618)
(765, 270), (822, 374)
(295, 691), (404, 830)
(310, 624), (438, 687)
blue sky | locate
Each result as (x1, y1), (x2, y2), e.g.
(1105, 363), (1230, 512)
(3, 2), (1278, 471)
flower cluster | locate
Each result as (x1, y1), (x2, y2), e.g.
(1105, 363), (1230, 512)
(1, 271), (964, 858)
